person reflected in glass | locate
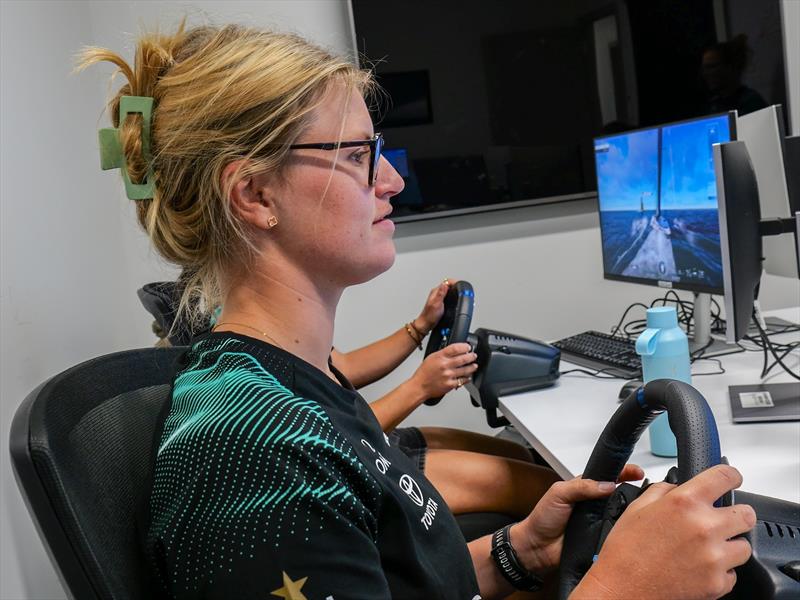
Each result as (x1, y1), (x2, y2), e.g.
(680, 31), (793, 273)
(701, 34), (767, 116)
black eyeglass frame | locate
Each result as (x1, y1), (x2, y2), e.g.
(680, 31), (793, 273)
(288, 132), (384, 186)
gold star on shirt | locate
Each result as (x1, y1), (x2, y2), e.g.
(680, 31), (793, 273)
(270, 571), (308, 600)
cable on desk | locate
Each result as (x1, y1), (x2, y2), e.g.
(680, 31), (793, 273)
(738, 321), (800, 378)
(719, 316), (800, 341)
(610, 292), (795, 349)
(690, 338), (715, 362)
(559, 367), (630, 380)
(609, 291), (726, 340)
(652, 290), (695, 334)
(691, 356), (726, 376)
(751, 310), (800, 381)
(609, 302), (650, 338)
(763, 322), (800, 335)
(762, 343), (800, 378)
(562, 358), (726, 379)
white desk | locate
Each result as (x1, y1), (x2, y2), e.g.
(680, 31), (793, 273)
(499, 307), (800, 502)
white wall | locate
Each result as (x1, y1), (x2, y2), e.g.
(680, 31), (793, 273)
(1, 1), (798, 598)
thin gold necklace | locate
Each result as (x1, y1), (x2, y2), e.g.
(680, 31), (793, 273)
(213, 321), (285, 350)
(214, 321), (340, 384)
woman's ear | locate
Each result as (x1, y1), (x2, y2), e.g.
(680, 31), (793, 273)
(222, 161), (279, 230)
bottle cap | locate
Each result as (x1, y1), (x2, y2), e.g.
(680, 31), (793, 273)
(646, 306), (678, 329)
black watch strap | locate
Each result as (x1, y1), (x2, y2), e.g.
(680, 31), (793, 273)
(489, 524), (545, 592)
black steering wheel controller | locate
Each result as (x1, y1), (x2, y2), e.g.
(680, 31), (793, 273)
(558, 380), (800, 600)
(424, 281), (475, 406)
(422, 282), (561, 418)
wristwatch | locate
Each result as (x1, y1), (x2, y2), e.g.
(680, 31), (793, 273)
(490, 524), (545, 592)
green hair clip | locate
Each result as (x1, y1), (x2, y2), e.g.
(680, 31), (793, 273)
(98, 95), (155, 200)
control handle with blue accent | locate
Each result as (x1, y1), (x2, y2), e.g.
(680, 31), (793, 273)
(423, 281), (474, 406)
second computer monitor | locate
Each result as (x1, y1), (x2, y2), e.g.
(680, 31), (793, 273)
(713, 141), (763, 344)
(595, 112), (736, 294)
(737, 105), (798, 278)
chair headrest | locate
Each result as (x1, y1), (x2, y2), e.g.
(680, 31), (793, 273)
(136, 282), (204, 346)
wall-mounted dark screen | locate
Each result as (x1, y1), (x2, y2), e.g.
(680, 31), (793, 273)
(375, 71), (433, 127)
(351, 0), (790, 222)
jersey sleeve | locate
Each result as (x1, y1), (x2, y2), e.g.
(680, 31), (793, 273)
(146, 349), (390, 599)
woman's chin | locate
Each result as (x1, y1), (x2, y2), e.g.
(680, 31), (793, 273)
(350, 248), (396, 286)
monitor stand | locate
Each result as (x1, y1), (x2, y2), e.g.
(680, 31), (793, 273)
(689, 292), (743, 358)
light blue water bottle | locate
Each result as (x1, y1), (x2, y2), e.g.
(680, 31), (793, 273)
(635, 307), (691, 457)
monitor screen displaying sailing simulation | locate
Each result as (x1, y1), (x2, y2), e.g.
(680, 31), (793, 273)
(595, 112), (735, 294)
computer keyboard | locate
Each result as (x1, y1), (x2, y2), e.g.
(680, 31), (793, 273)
(552, 330), (642, 378)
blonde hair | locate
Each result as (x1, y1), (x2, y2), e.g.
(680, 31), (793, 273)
(77, 22), (374, 330)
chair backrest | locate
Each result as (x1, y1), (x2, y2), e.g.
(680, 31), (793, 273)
(9, 347), (185, 600)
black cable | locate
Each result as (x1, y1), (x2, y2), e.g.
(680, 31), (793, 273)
(764, 322), (800, 335)
(740, 323), (800, 344)
(604, 291), (798, 380)
(622, 319), (647, 338)
(742, 331), (797, 353)
(762, 342), (800, 378)
(689, 339), (714, 362)
(610, 302), (650, 338)
(752, 314), (800, 381)
(710, 297), (726, 334)
(559, 367), (630, 380)
(758, 323), (770, 379)
(610, 291), (697, 340)
(651, 291), (694, 333)
(691, 356), (726, 376)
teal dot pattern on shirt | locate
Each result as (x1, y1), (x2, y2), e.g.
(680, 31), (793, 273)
(146, 337), (381, 593)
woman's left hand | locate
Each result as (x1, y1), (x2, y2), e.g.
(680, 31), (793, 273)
(513, 464), (645, 575)
(415, 278), (455, 334)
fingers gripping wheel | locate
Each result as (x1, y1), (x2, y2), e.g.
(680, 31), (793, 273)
(557, 380), (723, 600)
(423, 281), (475, 406)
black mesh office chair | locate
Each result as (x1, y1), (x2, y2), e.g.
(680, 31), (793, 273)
(9, 347), (184, 600)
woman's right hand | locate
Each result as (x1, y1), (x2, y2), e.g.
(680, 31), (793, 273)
(409, 343), (478, 399)
(575, 464), (756, 600)
(414, 279), (453, 335)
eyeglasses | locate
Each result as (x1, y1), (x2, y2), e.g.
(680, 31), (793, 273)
(288, 132), (384, 186)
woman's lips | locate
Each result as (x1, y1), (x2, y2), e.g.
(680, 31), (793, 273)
(372, 218), (395, 232)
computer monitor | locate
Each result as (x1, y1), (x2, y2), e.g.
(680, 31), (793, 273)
(596, 125), (661, 282)
(796, 212), (800, 270)
(785, 136), (800, 215)
(737, 105), (798, 278)
(596, 112), (736, 295)
(596, 112), (740, 357)
(785, 137), (800, 274)
(713, 141), (763, 344)
(714, 140), (798, 413)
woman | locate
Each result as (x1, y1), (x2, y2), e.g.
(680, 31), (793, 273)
(80, 22), (754, 599)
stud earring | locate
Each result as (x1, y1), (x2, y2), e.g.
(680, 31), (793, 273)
(266, 216), (278, 229)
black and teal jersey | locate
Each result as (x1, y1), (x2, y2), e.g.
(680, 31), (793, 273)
(144, 332), (480, 599)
